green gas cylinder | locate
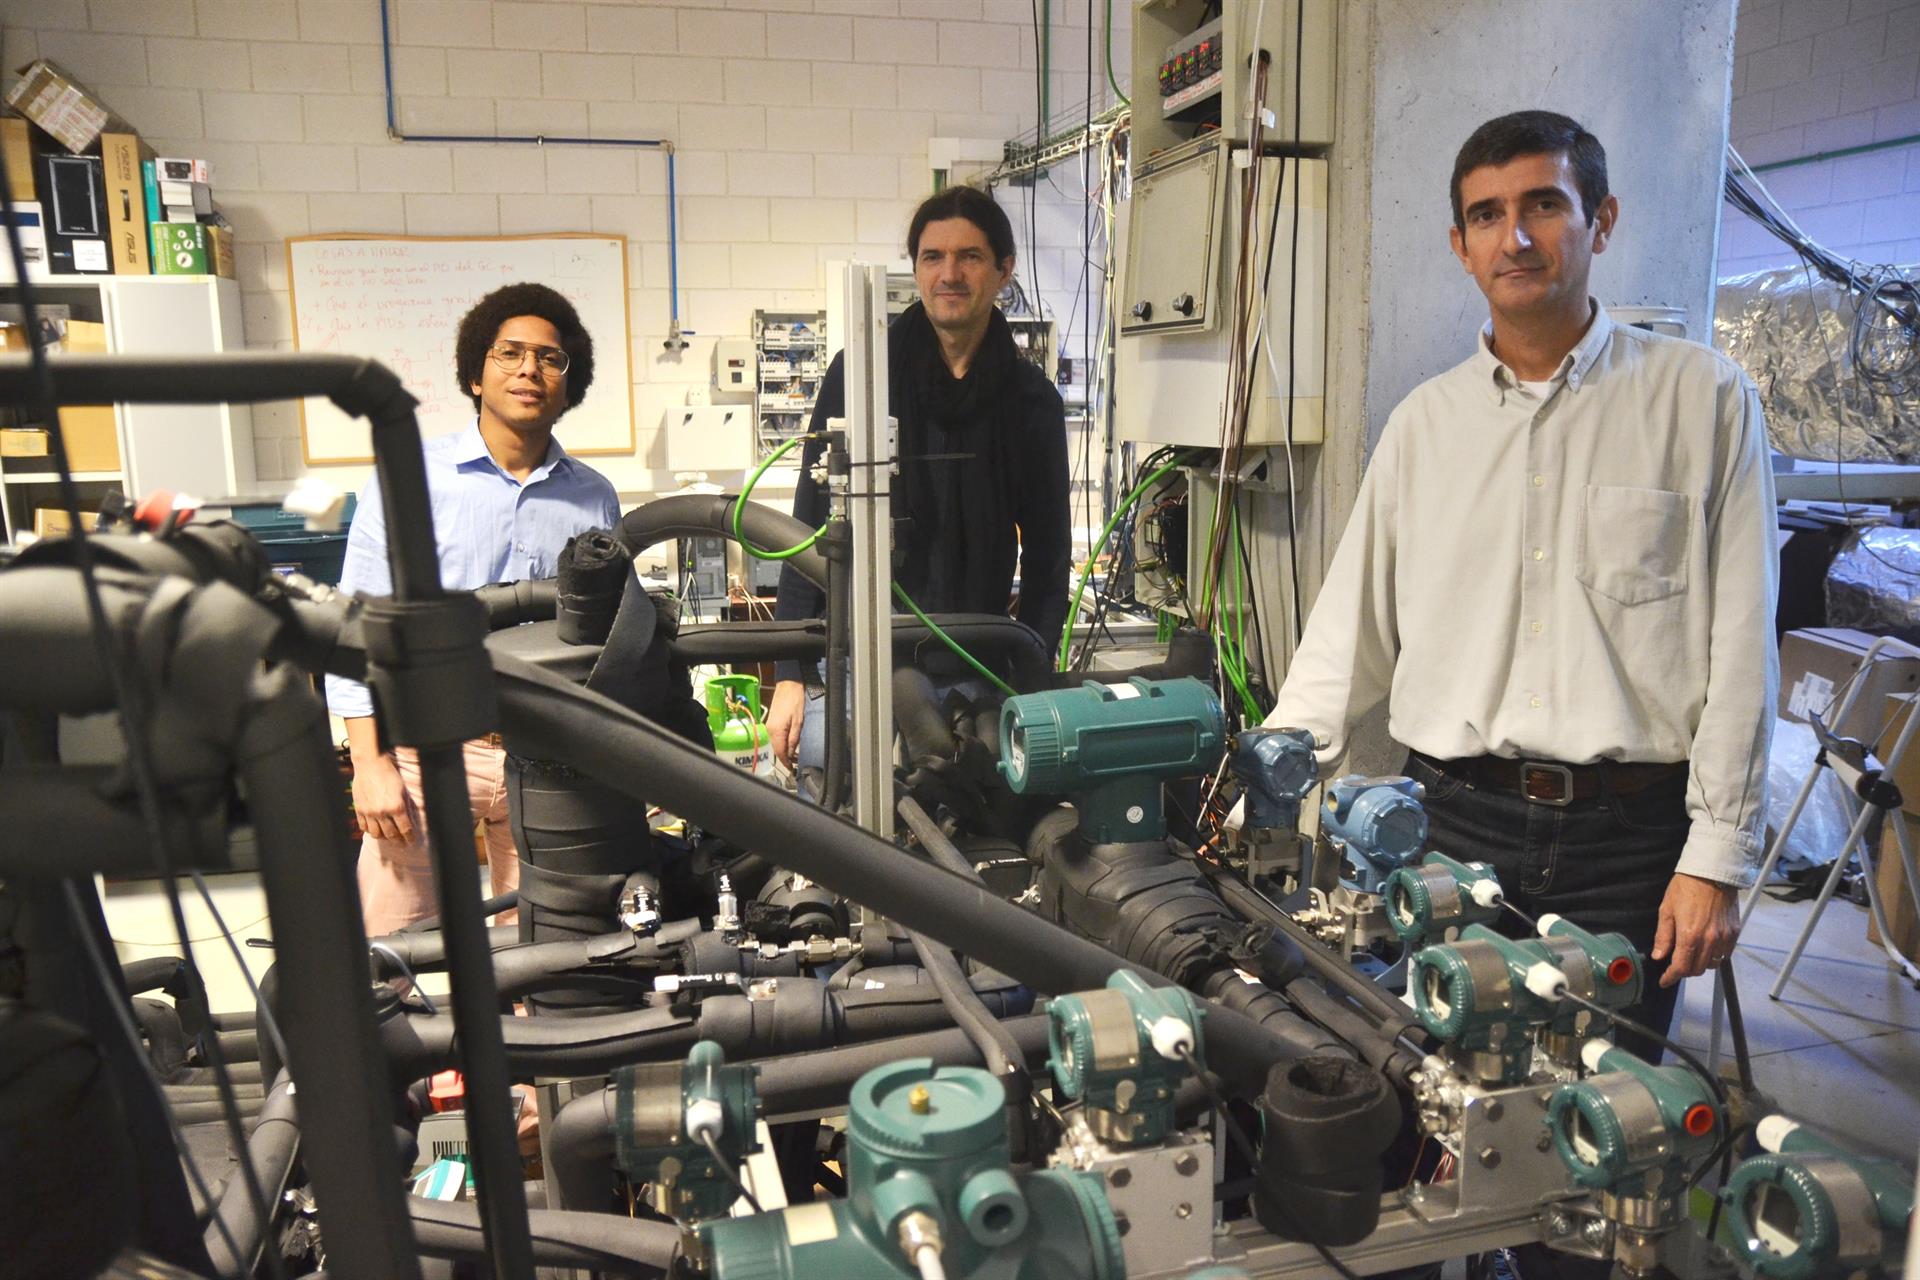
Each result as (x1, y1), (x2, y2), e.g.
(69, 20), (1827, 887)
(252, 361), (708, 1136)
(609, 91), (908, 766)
(706, 674), (774, 778)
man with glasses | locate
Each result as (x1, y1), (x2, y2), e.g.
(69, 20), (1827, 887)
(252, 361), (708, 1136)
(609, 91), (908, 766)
(326, 282), (621, 935)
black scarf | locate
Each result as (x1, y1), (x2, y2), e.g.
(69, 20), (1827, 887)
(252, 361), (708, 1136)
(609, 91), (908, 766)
(889, 303), (1022, 605)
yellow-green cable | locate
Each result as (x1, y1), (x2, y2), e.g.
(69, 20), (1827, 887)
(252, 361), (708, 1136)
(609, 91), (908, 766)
(1058, 452), (1188, 671)
(892, 581), (1016, 697)
(729, 433), (1014, 696)
(1105, 0), (1130, 107)
(732, 434), (826, 560)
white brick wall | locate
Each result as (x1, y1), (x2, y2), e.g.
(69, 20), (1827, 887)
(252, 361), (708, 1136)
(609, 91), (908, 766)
(1720, 0), (1920, 278)
(1, 0), (1129, 494)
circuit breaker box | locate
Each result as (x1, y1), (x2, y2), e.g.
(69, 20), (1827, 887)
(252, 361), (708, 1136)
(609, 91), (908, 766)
(1114, 138), (1328, 449)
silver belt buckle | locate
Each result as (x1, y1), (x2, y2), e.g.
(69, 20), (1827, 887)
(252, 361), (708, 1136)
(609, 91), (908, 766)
(1521, 761), (1574, 806)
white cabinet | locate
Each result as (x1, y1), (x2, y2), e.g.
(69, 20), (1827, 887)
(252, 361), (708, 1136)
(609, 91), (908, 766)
(0, 275), (254, 539)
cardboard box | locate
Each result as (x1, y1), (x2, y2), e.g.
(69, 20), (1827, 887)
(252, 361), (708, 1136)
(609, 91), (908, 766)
(1871, 813), (1920, 965)
(0, 427), (49, 457)
(1, 319), (120, 472)
(98, 131), (151, 274)
(0, 201), (49, 282)
(1, 114), (33, 201)
(1778, 628), (1920, 743)
(3, 60), (127, 155)
(32, 507), (100, 537)
(34, 150), (110, 274)
(150, 221), (234, 279)
(156, 156), (210, 184)
(157, 178), (211, 215)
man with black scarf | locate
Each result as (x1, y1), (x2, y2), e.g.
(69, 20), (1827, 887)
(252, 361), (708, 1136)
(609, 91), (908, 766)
(767, 186), (1072, 770)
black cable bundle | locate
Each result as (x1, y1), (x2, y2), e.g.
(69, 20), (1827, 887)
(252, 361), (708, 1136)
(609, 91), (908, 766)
(555, 529), (633, 646)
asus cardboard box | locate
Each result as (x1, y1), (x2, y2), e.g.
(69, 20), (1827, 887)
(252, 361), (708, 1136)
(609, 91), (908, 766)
(99, 131), (151, 273)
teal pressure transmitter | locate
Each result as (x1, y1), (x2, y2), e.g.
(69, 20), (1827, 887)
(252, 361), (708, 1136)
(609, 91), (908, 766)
(999, 677), (1226, 844)
(1384, 852), (1506, 946)
(1722, 1117), (1914, 1280)
(1546, 1041), (1722, 1196)
(1048, 969), (1208, 1146)
(612, 1040), (761, 1225)
(1409, 916), (1643, 1082)
(701, 1059), (1125, 1280)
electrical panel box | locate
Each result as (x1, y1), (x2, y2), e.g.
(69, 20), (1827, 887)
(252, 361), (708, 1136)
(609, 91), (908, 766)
(664, 404), (753, 474)
(1119, 138), (1228, 337)
(676, 535), (729, 619)
(712, 337), (756, 398)
(1131, 0), (1335, 161)
(1114, 143), (1329, 449)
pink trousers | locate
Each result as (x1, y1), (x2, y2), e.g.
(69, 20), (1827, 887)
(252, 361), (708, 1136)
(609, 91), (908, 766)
(356, 739), (519, 937)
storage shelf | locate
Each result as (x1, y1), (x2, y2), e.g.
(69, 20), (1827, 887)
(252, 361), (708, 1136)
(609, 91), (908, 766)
(4, 469), (122, 484)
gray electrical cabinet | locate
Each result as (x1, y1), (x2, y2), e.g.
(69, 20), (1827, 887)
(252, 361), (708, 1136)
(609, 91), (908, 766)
(1131, 0), (1336, 161)
(1114, 139), (1328, 450)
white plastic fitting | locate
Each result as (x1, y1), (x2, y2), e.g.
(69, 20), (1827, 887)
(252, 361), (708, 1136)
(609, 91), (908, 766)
(685, 1097), (724, 1144)
(1524, 961), (1570, 1000)
(1756, 1115), (1801, 1153)
(1149, 1016), (1196, 1061)
(1580, 1038), (1613, 1073)
(1536, 912), (1565, 938)
(1469, 879), (1504, 908)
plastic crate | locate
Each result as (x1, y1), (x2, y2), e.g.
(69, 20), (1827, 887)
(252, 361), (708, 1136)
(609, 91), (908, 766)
(227, 494), (356, 585)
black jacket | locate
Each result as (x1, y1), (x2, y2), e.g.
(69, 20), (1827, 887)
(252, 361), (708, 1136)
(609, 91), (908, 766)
(772, 303), (1071, 681)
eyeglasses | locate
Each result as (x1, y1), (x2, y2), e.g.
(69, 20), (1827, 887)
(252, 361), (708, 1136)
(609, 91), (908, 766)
(488, 341), (570, 375)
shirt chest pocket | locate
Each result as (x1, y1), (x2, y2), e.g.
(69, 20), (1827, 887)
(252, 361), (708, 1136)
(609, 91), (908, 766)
(1576, 484), (1692, 606)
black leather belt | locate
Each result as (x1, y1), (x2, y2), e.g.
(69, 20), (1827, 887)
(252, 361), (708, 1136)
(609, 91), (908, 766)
(1410, 752), (1686, 807)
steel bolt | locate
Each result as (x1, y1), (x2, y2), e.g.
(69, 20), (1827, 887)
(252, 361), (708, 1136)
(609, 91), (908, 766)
(1115, 1212), (1131, 1237)
(1174, 1152), (1201, 1177)
(1176, 1203), (1193, 1220)
(1108, 1167), (1132, 1188)
(1536, 1132), (1554, 1152)
(1548, 1210), (1573, 1237)
(1478, 1146), (1501, 1169)
(1484, 1100), (1505, 1122)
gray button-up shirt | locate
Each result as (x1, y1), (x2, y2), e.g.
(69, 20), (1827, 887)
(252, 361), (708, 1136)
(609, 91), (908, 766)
(1270, 303), (1778, 886)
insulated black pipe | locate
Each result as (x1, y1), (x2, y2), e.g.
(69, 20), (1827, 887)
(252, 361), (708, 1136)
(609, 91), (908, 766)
(203, 1073), (299, 1280)
(613, 492), (828, 592)
(474, 579), (555, 629)
(670, 616), (1052, 689)
(1209, 869), (1429, 1042)
(484, 652), (1327, 1094)
(407, 1198), (677, 1276)
(893, 668), (959, 761)
(0, 765), (234, 877)
(546, 1014), (1058, 1212)
(820, 522), (850, 811)
(397, 891), (520, 934)
(383, 971), (1030, 1082)
(236, 664), (423, 1279)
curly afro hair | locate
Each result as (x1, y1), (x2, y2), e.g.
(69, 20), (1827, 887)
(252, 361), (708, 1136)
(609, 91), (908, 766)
(454, 281), (595, 413)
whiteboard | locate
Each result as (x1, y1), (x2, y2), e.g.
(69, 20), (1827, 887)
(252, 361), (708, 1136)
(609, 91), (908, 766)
(287, 234), (633, 465)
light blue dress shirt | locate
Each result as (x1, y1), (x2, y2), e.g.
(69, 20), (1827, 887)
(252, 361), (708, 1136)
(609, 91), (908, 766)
(325, 420), (622, 718)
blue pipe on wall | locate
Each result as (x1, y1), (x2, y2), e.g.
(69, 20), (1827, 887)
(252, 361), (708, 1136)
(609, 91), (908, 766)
(374, 0), (686, 341)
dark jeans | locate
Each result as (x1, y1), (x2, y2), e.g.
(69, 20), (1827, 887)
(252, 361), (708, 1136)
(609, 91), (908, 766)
(1405, 753), (1687, 1054)
(1403, 754), (1692, 1280)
